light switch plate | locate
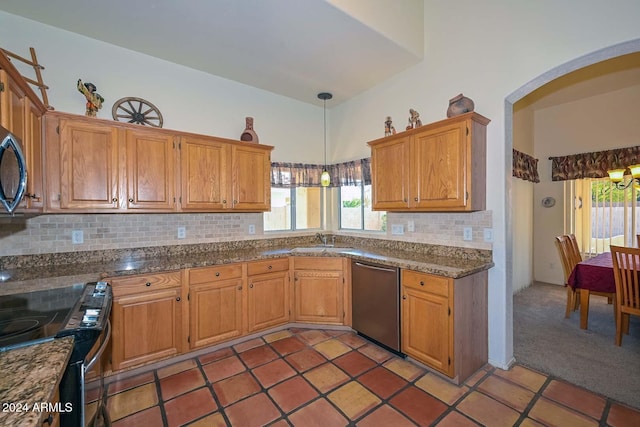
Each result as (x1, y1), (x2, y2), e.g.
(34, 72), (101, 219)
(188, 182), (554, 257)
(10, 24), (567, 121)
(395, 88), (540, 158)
(248, 224), (256, 234)
(407, 220), (415, 232)
(483, 228), (494, 242)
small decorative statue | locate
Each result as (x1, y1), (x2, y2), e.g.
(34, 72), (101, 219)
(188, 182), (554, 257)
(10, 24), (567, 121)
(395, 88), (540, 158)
(77, 79), (104, 117)
(408, 108), (422, 129)
(384, 116), (396, 136)
(240, 116), (259, 143)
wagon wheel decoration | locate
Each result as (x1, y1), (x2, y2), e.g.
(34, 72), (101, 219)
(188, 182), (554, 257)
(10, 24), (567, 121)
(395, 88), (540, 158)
(112, 97), (164, 127)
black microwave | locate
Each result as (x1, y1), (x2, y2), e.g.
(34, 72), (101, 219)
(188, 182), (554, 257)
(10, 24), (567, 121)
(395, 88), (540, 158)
(0, 125), (27, 214)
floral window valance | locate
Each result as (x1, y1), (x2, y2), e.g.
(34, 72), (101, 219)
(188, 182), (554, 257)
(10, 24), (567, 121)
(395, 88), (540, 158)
(513, 149), (540, 183)
(549, 146), (640, 181)
(271, 158), (371, 188)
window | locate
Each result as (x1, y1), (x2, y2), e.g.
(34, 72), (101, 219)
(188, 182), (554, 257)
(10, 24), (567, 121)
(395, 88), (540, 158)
(339, 183), (386, 231)
(264, 187), (322, 231)
(574, 177), (640, 254)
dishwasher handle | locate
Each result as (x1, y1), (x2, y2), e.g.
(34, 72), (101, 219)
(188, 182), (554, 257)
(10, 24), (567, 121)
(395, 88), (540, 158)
(354, 261), (397, 273)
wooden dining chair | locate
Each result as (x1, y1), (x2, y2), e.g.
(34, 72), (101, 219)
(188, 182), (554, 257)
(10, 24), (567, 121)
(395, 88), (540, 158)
(555, 235), (580, 317)
(610, 245), (640, 346)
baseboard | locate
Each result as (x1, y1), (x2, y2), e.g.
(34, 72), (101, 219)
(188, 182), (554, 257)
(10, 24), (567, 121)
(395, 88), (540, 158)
(488, 356), (516, 370)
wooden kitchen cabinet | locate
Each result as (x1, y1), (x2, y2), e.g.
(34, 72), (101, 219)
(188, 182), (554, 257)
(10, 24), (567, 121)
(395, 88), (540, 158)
(57, 118), (122, 210)
(180, 135), (228, 211)
(401, 269), (487, 384)
(43, 111), (273, 213)
(293, 257), (345, 324)
(230, 143), (271, 211)
(125, 128), (177, 211)
(369, 112), (490, 212)
(187, 264), (245, 348)
(247, 258), (290, 332)
(109, 271), (185, 371)
(0, 65), (46, 212)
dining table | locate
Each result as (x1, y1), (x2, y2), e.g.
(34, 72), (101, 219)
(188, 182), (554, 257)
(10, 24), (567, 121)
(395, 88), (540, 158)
(567, 252), (616, 329)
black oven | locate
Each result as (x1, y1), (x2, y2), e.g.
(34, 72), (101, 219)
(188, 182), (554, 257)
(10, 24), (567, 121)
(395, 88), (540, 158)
(58, 281), (112, 427)
(0, 281), (113, 426)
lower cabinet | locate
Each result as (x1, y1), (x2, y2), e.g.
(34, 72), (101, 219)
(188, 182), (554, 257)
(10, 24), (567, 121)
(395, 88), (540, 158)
(401, 269), (487, 384)
(110, 271), (185, 371)
(187, 264), (244, 349)
(247, 258), (290, 332)
(293, 257), (345, 324)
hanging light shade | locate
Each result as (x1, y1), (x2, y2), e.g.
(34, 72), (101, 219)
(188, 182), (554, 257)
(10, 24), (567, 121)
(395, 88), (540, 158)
(318, 92), (332, 187)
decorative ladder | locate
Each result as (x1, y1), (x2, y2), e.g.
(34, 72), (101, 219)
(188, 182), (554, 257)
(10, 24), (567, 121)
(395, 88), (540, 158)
(0, 47), (53, 110)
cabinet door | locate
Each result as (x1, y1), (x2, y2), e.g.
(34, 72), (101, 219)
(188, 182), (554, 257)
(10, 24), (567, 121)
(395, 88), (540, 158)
(23, 98), (43, 210)
(248, 271), (290, 332)
(412, 121), (467, 209)
(126, 129), (176, 210)
(401, 285), (452, 376)
(294, 270), (343, 324)
(370, 134), (411, 210)
(111, 287), (183, 370)
(231, 144), (270, 211)
(190, 279), (244, 348)
(59, 119), (120, 209)
(180, 136), (229, 211)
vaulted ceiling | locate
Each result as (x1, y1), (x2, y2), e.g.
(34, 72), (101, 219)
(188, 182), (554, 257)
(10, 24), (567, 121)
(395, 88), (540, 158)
(0, 0), (424, 106)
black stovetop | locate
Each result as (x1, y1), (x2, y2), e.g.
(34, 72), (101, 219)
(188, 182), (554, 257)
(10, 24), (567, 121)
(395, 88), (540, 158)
(0, 284), (86, 351)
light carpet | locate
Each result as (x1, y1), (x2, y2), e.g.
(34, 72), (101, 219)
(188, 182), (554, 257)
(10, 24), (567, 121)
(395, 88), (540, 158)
(513, 282), (640, 410)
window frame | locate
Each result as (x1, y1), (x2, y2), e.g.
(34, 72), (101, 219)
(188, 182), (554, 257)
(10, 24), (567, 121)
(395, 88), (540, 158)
(338, 182), (386, 232)
(264, 186), (324, 232)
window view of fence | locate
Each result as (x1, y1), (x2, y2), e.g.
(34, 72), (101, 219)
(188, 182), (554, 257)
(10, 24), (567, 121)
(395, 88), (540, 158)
(585, 179), (640, 253)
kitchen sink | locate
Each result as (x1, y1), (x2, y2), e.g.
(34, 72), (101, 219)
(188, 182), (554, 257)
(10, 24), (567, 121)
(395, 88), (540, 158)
(290, 246), (353, 254)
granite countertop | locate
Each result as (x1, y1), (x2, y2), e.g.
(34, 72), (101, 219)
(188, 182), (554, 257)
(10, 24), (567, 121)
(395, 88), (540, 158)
(0, 236), (494, 295)
(0, 337), (74, 427)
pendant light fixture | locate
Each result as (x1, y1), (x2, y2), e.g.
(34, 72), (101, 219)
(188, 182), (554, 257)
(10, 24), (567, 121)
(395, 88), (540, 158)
(318, 92), (332, 187)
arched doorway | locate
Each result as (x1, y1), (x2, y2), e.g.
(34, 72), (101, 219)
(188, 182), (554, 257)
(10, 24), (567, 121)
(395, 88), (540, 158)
(504, 38), (640, 407)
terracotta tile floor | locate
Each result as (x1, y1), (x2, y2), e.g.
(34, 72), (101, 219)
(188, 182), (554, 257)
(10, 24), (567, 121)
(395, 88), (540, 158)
(104, 328), (640, 426)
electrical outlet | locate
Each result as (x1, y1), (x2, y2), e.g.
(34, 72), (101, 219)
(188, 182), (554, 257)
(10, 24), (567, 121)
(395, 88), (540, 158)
(483, 228), (494, 242)
(177, 227), (186, 239)
(248, 224), (256, 235)
(391, 224), (404, 235)
(407, 220), (415, 232)
(463, 227), (473, 241)
(71, 230), (83, 244)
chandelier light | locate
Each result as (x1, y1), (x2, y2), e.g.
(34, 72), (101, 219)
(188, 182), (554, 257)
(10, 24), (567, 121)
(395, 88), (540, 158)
(318, 92), (332, 187)
(607, 164), (640, 189)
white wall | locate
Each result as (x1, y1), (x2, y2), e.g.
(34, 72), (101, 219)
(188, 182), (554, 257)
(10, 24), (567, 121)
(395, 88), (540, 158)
(0, 11), (326, 164)
(2, 1), (640, 370)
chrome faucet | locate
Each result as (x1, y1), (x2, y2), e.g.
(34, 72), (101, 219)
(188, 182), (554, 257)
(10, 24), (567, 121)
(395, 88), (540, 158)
(315, 233), (328, 245)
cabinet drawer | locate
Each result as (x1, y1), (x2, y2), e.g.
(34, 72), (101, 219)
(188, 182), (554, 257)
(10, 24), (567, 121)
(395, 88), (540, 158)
(188, 264), (243, 285)
(248, 258), (289, 276)
(401, 270), (450, 296)
(110, 271), (181, 297)
(293, 257), (343, 271)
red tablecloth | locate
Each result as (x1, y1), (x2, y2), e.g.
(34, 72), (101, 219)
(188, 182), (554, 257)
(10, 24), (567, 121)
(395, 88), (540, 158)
(567, 252), (616, 294)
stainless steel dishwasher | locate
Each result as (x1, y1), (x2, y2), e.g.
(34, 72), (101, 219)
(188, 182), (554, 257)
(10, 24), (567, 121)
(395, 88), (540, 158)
(351, 259), (401, 352)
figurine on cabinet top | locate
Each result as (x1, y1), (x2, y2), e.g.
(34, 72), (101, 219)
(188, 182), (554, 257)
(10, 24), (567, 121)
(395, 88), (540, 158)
(407, 108), (422, 129)
(384, 116), (396, 137)
(240, 116), (259, 143)
(77, 79), (104, 117)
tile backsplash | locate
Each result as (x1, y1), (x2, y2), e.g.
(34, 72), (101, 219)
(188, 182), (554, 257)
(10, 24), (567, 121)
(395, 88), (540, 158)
(0, 211), (492, 256)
